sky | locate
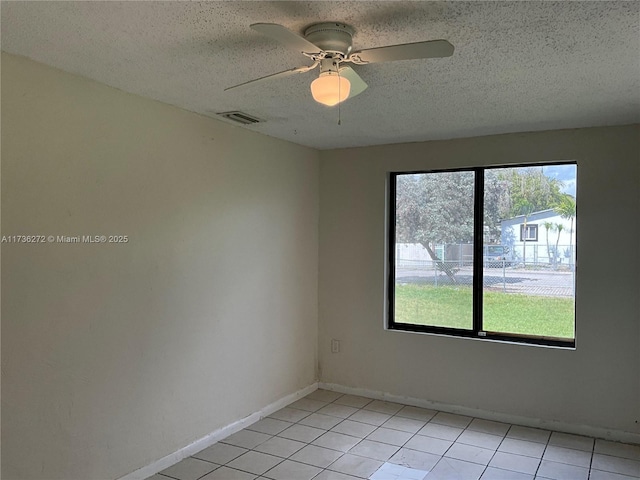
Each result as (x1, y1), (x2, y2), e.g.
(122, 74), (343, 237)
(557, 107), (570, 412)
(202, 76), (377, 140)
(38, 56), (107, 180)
(541, 164), (577, 197)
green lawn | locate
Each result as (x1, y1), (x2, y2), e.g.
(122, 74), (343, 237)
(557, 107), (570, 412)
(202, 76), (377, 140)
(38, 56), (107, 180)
(395, 284), (574, 339)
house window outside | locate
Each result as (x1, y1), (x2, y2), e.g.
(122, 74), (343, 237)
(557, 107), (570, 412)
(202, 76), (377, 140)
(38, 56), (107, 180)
(389, 163), (577, 347)
(520, 224), (538, 241)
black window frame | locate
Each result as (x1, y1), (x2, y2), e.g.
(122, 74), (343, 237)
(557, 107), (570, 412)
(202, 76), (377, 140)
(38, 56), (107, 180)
(387, 162), (576, 348)
(520, 224), (539, 242)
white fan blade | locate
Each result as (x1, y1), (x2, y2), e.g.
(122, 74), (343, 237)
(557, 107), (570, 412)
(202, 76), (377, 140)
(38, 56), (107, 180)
(340, 66), (368, 100)
(350, 39), (454, 64)
(251, 23), (322, 55)
(225, 64), (316, 91)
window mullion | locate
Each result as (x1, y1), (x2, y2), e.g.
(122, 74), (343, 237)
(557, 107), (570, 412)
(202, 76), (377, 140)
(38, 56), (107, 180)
(472, 168), (484, 334)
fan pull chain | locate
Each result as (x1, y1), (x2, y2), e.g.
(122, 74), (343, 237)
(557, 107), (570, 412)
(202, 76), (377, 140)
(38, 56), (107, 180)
(337, 61), (342, 125)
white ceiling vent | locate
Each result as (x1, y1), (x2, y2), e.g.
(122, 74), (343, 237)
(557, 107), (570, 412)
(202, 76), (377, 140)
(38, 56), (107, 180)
(217, 111), (263, 125)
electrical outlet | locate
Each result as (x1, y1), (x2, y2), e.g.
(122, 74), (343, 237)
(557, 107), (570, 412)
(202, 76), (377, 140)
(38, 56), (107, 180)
(331, 339), (340, 353)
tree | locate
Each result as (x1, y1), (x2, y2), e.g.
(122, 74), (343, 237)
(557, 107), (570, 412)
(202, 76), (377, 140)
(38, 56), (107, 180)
(499, 168), (564, 219)
(395, 167), (566, 278)
(555, 194), (576, 267)
(484, 170), (511, 242)
(395, 171), (475, 283)
(543, 221), (556, 264)
(554, 223), (564, 268)
(498, 168), (564, 265)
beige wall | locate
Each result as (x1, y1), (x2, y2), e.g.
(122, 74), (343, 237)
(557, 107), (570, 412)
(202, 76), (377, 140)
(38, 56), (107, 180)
(1, 53), (319, 480)
(319, 126), (639, 437)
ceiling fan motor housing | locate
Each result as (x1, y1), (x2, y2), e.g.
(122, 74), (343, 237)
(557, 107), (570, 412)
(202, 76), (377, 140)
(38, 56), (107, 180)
(304, 22), (354, 57)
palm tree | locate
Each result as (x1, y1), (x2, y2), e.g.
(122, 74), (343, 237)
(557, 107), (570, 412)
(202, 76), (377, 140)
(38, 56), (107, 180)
(555, 195), (576, 267)
(543, 222), (555, 265)
(554, 223), (564, 269)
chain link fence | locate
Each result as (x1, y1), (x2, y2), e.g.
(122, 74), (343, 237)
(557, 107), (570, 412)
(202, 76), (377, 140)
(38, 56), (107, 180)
(395, 243), (575, 298)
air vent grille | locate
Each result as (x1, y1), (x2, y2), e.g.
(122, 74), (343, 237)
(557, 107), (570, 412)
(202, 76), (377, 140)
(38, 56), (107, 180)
(218, 111), (263, 125)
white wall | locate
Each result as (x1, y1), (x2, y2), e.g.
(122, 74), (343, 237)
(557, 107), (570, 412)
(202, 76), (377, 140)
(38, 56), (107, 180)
(319, 126), (639, 438)
(1, 53), (319, 480)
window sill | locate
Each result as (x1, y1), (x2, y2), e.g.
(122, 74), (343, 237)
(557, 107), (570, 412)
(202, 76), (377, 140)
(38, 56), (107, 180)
(386, 323), (576, 349)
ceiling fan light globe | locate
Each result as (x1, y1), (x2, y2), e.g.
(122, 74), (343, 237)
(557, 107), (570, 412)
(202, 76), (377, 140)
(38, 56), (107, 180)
(310, 73), (350, 107)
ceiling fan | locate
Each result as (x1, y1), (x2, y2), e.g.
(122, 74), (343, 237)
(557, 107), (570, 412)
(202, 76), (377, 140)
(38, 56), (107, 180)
(225, 22), (454, 107)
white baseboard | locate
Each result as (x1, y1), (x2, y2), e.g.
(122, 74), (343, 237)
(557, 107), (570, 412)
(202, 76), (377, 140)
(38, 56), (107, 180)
(119, 382), (318, 480)
(319, 382), (640, 445)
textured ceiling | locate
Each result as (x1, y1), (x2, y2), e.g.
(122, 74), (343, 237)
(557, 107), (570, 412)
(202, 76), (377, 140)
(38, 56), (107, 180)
(2, 1), (639, 149)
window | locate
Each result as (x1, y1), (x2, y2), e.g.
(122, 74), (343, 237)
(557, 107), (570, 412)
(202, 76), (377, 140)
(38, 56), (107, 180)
(389, 163), (577, 347)
(520, 224), (538, 241)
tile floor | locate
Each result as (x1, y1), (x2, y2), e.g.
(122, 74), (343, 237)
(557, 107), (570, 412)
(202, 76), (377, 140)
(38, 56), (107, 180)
(147, 390), (640, 480)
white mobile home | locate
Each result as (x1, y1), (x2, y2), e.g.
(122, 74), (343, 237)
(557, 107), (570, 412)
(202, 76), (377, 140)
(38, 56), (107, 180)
(501, 209), (576, 265)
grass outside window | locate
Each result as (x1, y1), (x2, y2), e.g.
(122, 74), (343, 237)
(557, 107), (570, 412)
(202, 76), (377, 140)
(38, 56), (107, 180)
(395, 284), (574, 339)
